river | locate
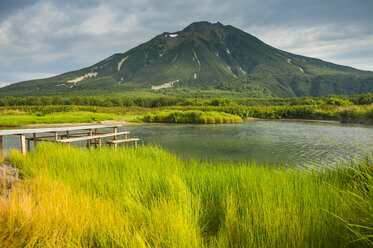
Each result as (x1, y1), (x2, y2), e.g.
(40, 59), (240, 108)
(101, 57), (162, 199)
(2, 120), (372, 167)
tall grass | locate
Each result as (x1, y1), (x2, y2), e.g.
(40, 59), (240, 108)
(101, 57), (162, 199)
(168, 104), (373, 123)
(332, 147), (373, 246)
(3, 104), (372, 125)
(142, 110), (243, 124)
(0, 143), (371, 247)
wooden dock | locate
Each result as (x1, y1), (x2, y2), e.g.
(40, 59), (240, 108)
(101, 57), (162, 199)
(0, 125), (139, 155)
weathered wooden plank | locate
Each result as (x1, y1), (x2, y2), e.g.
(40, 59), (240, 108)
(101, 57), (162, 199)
(57, 132), (130, 143)
(107, 138), (139, 144)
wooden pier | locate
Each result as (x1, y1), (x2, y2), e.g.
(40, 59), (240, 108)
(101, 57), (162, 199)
(0, 125), (139, 155)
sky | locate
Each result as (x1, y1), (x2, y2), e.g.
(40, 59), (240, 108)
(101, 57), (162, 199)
(0, 0), (372, 86)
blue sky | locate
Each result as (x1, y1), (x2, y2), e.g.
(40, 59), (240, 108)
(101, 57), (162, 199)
(0, 0), (372, 86)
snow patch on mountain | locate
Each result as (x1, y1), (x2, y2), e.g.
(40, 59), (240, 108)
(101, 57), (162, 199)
(193, 51), (201, 70)
(67, 72), (98, 83)
(117, 56), (129, 71)
(151, 80), (180, 90)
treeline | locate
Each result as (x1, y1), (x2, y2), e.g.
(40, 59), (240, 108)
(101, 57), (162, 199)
(0, 93), (372, 107)
(0, 96), (233, 107)
(237, 93), (373, 106)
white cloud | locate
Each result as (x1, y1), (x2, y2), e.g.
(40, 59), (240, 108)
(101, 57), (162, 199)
(0, 82), (10, 88)
(248, 24), (373, 71)
(0, 0), (372, 83)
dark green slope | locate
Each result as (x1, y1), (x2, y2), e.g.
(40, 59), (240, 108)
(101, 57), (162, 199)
(1, 21), (372, 97)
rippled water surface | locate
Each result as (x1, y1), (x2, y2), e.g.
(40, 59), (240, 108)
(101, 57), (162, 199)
(2, 120), (373, 166)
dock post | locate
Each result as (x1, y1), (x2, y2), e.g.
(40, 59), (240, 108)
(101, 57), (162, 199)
(33, 133), (37, 148)
(54, 132), (58, 141)
(94, 129), (98, 148)
(0, 135), (2, 155)
(27, 138), (31, 152)
(114, 127), (118, 149)
(20, 134), (26, 155)
(87, 129), (93, 148)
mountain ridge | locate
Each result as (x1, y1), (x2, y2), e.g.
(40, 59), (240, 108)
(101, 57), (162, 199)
(1, 21), (372, 98)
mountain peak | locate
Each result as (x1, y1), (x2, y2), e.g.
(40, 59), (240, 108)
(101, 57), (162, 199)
(1, 21), (372, 98)
(182, 21), (225, 32)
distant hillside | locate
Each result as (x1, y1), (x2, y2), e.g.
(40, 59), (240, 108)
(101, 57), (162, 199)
(1, 21), (372, 98)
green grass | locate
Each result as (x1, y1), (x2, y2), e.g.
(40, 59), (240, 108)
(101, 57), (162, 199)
(167, 104), (373, 124)
(0, 111), (126, 126)
(1, 143), (372, 247)
(1, 104), (372, 126)
(142, 110), (243, 124)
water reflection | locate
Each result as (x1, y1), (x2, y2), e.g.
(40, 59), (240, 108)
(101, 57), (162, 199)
(2, 120), (372, 167)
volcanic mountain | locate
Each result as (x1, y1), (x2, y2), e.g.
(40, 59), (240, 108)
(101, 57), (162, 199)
(1, 21), (372, 97)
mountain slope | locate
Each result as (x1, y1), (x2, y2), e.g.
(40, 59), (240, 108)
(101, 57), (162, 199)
(1, 21), (372, 97)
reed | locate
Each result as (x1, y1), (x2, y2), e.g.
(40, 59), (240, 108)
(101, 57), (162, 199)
(0, 143), (371, 247)
(1, 104), (372, 125)
(142, 110), (243, 124)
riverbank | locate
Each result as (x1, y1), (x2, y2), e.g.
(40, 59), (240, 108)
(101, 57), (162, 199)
(1, 143), (371, 247)
(0, 104), (372, 126)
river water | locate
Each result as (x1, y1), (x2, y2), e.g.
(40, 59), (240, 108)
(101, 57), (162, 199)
(2, 120), (372, 167)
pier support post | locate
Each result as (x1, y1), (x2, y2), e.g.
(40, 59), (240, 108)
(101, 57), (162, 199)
(27, 138), (31, 152)
(0, 135), (2, 155)
(94, 129), (98, 148)
(20, 134), (26, 155)
(114, 127), (118, 149)
(87, 129), (93, 148)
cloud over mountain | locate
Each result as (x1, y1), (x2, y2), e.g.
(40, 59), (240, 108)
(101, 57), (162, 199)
(0, 0), (372, 83)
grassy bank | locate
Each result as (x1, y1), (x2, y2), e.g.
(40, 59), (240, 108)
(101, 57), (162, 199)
(1, 143), (372, 247)
(1, 104), (372, 126)
(142, 110), (243, 124)
(0, 110), (126, 126)
(167, 104), (373, 124)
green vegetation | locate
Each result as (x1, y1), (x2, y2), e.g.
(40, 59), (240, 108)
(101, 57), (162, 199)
(1, 102), (372, 126)
(0, 110), (125, 126)
(0, 143), (371, 247)
(1, 93), (372, 108)
(171, 104), (373, 124)
(142, 110), (242, 124)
